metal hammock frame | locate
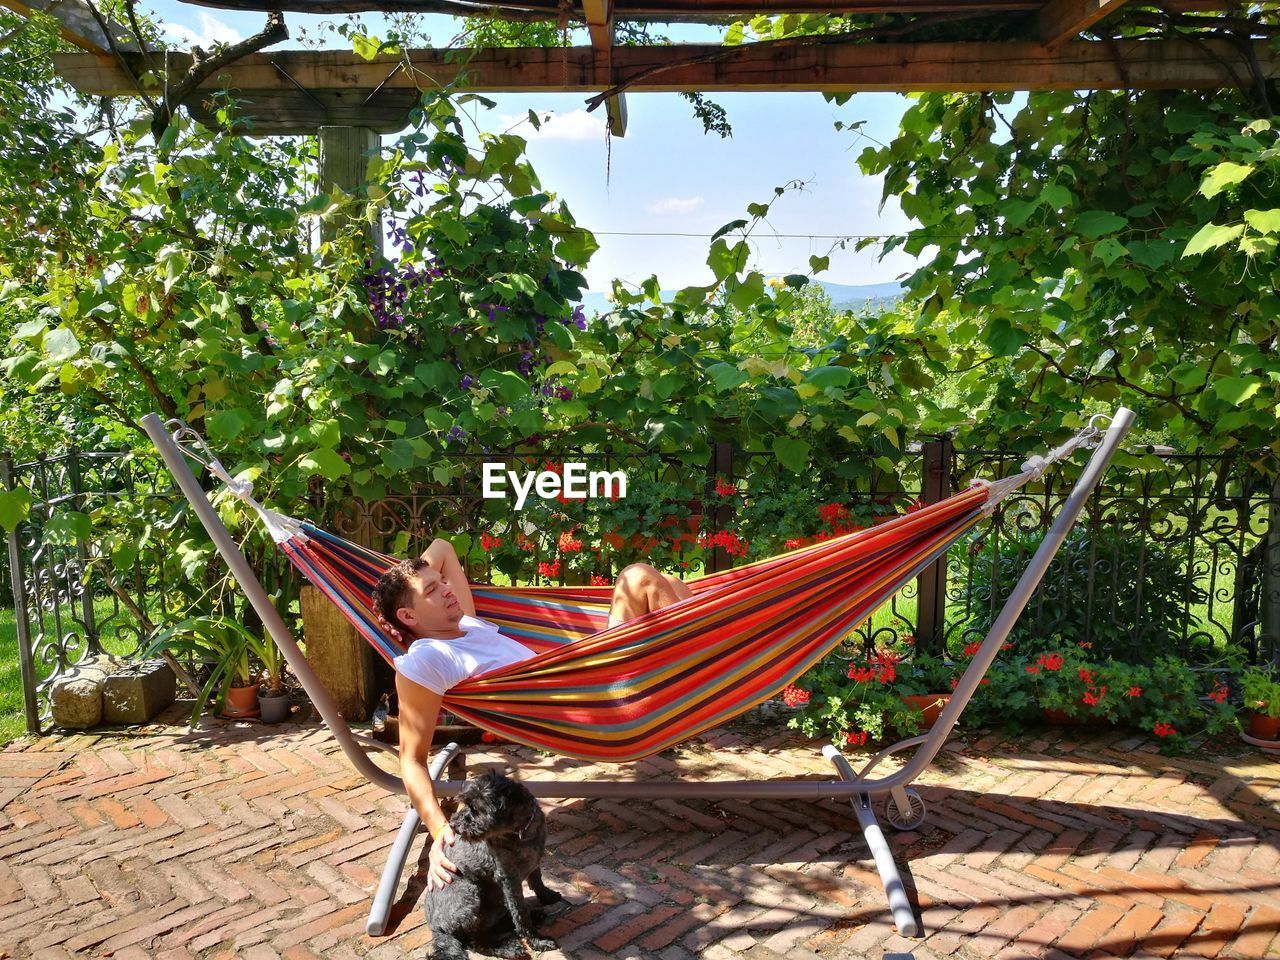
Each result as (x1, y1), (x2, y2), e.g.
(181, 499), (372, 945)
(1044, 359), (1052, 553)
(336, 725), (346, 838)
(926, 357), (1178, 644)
(141, 407), (1134, 940)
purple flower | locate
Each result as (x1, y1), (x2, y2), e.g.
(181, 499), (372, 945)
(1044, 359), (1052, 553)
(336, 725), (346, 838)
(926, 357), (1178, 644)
(570, 305), (587, 330)
(446, 426), (468, 445)
(555, 386), (573, 401)
(496, 406), (508, 416)
(460, 374), (476, 389)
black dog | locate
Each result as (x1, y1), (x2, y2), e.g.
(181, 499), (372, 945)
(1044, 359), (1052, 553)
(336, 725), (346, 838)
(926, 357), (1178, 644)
(424, 771), (563, 959)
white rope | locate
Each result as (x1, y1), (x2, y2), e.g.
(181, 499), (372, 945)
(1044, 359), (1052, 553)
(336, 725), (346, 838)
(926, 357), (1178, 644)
(975, 414), (1111, 515)
(164, 419), (308, 545)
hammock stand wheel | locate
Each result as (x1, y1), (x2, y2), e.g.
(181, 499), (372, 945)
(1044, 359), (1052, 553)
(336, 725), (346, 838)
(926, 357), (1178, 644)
(141, 407), (1135, 942)
(883, 787), (927, 831)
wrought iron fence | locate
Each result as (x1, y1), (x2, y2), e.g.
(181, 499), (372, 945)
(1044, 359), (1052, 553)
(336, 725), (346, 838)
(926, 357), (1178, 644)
(5, 438), (1278, 735)
(1, 449), (184, 732)
(942, 447), (1280, 667)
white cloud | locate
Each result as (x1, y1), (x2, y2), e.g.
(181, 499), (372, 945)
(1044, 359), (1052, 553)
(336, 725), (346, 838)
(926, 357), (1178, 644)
(498, 109), (606, 141)
(163, 13), (243, 49)
(646, 196), (706, 216)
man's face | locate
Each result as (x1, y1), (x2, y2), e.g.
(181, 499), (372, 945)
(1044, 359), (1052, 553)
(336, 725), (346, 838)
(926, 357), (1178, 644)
(396, 567), (464, 638)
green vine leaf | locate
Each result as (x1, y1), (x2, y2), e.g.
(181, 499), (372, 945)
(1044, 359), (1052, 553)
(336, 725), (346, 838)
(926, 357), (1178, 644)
(0, 489), (32, 532)
(1182, 222), (1244, 257)
(1199, 161), (1254, 198)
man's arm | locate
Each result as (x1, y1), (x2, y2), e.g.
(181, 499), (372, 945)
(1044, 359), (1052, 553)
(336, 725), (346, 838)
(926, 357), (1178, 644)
(420, 538), (477, 617)
(396, 671), (459, 889)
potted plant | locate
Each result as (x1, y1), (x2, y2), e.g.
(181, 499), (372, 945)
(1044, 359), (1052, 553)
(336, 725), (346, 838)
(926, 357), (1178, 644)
(1020, 647), (1119, 727)
(781, 648), (917, 747)
(894, 652), (958, 730)
(1239, 666), (1280, 741)
(145, 615), (262, 724)
(254, 634), (291, 723)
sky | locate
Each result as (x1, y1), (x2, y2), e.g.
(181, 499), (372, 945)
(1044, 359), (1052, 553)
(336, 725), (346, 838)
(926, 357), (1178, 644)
(146, 1), (923, 291)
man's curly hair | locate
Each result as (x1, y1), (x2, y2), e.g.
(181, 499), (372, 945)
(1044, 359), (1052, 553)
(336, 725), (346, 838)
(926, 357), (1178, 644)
(372, 557), (430, 640)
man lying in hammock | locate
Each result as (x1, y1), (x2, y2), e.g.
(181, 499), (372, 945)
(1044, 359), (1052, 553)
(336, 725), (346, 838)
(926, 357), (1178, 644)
(371, 538), (691, 892)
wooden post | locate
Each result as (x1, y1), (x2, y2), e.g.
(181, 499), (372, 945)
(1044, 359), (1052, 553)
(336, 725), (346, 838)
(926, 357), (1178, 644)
(318, 125), (382, 256)
(300, 584), (376, 721)
(916, 437), (953, 653)
(708, 442), (735, 574)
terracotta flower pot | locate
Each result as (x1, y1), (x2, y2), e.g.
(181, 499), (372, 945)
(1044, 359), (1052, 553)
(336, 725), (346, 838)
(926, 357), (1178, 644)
(222, 684), (260, 719)
(901, 694), (950, 730)
(1043, 707), (1084, 726)
(1247, 711), (1280, 741)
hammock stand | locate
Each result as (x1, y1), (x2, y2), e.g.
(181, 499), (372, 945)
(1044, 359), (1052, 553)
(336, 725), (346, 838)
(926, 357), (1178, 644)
(141, 408), (1134, 940)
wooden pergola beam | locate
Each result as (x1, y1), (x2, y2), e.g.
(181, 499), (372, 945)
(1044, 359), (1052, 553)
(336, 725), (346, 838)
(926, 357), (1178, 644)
(1037, 0), (1131, 48)
(177, 0), (1046, 18)
(581, 0), (626, 136)
(56, 39), (1278, 104)
(1, 0), (139, 53)
(177, 0), (1230, 16)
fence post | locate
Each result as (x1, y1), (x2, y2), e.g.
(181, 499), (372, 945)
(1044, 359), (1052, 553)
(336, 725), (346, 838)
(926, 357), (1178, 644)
(1, 452), (40, 734)
(708, 442), (735, 575)
(65, 446), (100, 656)
(1262, 473), (1280, 667)
(916, 437), (953, 654)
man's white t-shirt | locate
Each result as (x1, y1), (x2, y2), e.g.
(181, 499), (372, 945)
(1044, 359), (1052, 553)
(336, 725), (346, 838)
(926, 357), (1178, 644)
(393, 615), (535, 695)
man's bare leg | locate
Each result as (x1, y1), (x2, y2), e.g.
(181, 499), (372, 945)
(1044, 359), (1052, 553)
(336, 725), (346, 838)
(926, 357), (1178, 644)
(607, 563), (692, 627)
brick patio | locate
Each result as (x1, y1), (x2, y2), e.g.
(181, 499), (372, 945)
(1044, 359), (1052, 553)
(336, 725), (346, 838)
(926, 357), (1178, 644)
(1, 707), (1278, 960)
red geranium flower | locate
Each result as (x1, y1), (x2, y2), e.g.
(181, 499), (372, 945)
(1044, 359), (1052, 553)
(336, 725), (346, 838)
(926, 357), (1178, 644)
(557, 531), (583, 553)
(1126, 686), (1142, 698)
(818, 502), (848, 525)
(480, 532), (502, 551)
(843, 730), (869, 747)
(537, 559), (561, 579)
(784, 538), (804, 550)
(1025, 665), (1042, 675)
(781, 685), (810, 707)
(1037, 653), (1064, 672)
(590, 573), (609, 586)
(848, 665), (877, 683)
(1208, 682), (1229, 704)
(714, 477), (737, 497)
(1153, 722), (1176, 738)
(963, 642), (982, 657)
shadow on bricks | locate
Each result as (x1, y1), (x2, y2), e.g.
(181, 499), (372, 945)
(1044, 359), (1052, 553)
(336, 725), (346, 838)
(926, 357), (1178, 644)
(1, 721), (1278, 959)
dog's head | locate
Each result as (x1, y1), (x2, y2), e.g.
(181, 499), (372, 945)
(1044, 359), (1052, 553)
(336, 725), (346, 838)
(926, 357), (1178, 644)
(449, 771), (541, 842)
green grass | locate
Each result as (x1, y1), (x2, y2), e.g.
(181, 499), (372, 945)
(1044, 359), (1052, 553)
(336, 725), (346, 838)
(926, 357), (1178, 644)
(0, 600), (144, 747)
(0, 607), (29, 746)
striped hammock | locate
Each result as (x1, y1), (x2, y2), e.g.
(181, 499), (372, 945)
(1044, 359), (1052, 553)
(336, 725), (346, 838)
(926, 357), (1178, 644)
(280, 484), (994, 761)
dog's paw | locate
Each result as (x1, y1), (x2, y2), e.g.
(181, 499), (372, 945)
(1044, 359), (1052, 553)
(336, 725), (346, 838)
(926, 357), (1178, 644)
(534, 888), (564, 906)
(525, 935), (556, 953)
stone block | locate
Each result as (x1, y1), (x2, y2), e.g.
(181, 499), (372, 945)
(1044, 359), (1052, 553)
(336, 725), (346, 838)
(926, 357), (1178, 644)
(103, 659), (176, 724)
(49, 656), (121, 729)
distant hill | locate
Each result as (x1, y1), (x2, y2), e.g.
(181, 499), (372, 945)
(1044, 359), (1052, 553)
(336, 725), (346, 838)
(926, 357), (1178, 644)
(578, 279), (904, 316)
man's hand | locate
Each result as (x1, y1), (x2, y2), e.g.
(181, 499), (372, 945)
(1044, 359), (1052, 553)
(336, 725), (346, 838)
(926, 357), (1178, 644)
(427, 823), (459, 891)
